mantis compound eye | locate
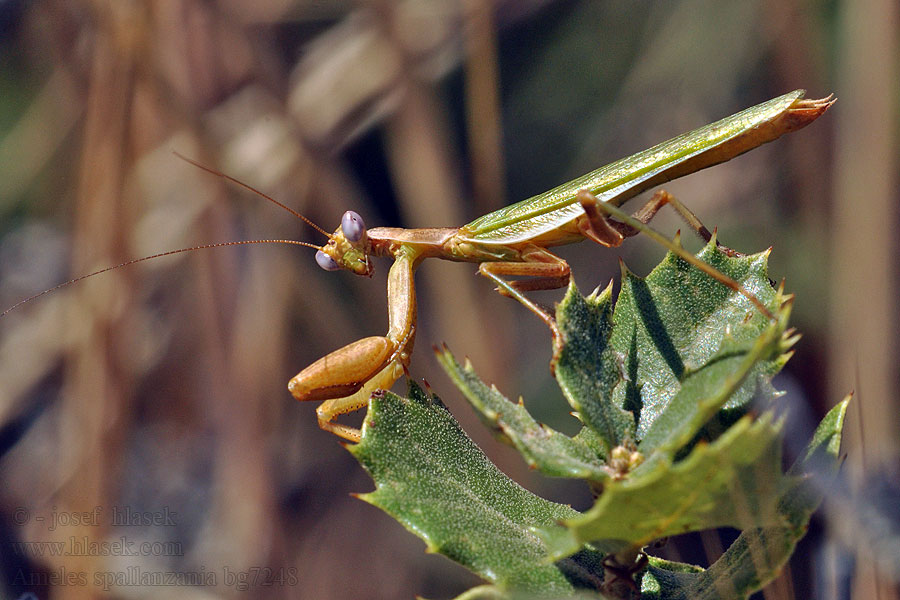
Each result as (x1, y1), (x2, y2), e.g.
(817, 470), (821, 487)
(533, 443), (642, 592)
(341, 211), (366, 243)
(316, 250), (340, 271)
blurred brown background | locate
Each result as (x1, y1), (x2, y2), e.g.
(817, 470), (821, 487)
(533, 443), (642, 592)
(0, 1), (896, 599)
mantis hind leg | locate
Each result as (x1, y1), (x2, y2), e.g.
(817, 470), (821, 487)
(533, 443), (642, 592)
(584, 189), (746, 257)
(579, 189), (718, 248)
(577, 189), (775, 320)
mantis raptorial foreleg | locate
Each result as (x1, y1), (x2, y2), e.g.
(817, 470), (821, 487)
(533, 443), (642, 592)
(289, 249), (419, 442)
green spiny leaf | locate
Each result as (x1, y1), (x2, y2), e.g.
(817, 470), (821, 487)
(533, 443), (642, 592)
(541, 413), (792, 558)
(349, 381), (609, 595)
(638, 398), (850, 599)
(637, 304), (792, 455)
(554, 281), (634, 453)
(436, 345), (611, 483)
(598, 242), (786, 442)
(346, 243), (845, 599)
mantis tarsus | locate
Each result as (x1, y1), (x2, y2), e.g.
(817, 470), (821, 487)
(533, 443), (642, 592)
(2, 90), (833, 443)
(287, 90), (832, 441)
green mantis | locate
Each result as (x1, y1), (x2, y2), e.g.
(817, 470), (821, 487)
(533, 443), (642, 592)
(289, 90), (833, 441)
(1, 90), (832, 443)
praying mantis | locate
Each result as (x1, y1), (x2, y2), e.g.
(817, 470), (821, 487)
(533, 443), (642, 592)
(287, 89), (833, 441)
(2, 90), (832, 443)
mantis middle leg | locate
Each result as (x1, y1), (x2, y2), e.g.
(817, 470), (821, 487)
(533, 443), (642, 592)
(475, 190), (715, 347)
(477, 247), (570, 361)
(289, 249), (419, 442)
(476, 189), (714, 325)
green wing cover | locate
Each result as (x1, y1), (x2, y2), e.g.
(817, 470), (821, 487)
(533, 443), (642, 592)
(463, 90), (806, 244)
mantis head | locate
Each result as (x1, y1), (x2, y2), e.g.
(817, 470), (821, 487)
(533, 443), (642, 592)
(316, 211), (374, 277)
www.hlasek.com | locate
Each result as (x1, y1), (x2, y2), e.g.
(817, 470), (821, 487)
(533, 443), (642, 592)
(11, 536), (183, 558)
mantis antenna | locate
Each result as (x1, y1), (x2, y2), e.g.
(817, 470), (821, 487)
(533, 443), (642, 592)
(1, 239), (321, 318)
(2, 152), (332, 317)
(172, 152), (330, 237)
